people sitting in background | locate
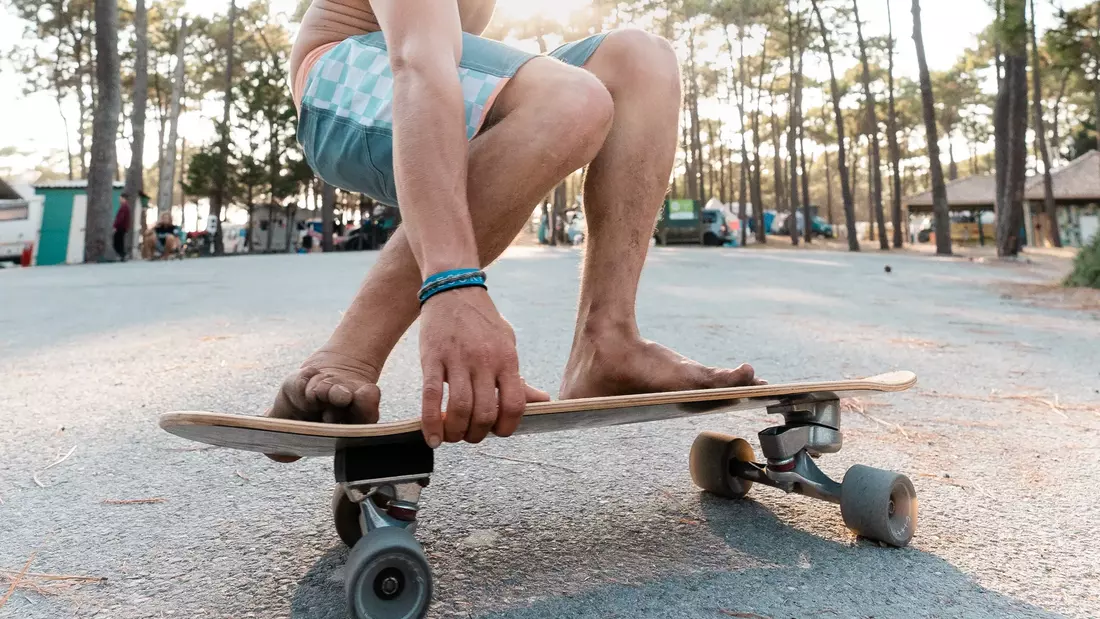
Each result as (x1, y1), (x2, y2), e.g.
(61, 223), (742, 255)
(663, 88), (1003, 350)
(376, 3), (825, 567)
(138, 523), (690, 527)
(142, 212), (181, 260)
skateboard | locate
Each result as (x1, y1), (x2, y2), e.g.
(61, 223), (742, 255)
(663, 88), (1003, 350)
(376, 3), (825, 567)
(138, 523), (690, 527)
(160, 371), (919, 619)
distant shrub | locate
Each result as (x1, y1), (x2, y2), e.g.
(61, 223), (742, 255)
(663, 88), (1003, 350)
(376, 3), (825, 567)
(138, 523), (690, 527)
(1065, 233), (1100, 289)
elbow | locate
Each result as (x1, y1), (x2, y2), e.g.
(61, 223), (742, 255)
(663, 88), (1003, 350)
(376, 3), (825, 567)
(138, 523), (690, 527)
(388, 40), (462, 77)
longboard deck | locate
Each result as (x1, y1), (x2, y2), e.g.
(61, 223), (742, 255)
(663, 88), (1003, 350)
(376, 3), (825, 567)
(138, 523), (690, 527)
(159, 371), (915, 458)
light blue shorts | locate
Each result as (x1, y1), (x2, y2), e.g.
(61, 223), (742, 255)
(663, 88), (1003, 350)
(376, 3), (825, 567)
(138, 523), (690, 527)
(297, 32), (608, 207)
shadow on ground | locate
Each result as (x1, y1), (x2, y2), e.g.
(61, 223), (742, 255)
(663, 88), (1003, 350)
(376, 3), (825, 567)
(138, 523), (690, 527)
(290, 496), (1058, 619)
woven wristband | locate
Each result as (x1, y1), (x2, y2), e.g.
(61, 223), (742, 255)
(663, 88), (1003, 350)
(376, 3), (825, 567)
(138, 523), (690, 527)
(418, 269), (487, 305)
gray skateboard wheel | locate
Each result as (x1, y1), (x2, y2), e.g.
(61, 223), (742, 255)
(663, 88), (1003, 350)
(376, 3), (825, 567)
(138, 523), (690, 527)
(840, 465), (918, 547)
(346, 526), (432, 619)
(332, 485), (363, 548)
(689, 432), (755, 499)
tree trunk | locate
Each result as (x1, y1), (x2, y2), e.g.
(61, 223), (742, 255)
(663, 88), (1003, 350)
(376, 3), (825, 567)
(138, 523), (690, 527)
(811, 0), (859, 251)
(176, 138), (187, 227)
(266, 203), (275, 253)
(886, 0), (904, 247)
(156, 19), (187, 219)
(124, 0), (148, 239)
(552, 182), (567, 245)
(994, 0), (1007, 220)
(851, 135), (861, 219)
(854, 0), (887, 250)
(246, 189), (254, 252)
(285, 203), (297, 252)
(771, 107), (786, 214)
(997, 0), (1028, 257)
(76, 49), (90, 179)
(687, 29), (705, 202)
(682, 98), (697, 201)
(727, 21), (751, 247)
(85, 0), (122, 262)
(824, 149), (835, 225)
(1030, 0), (1061, 247)
(948, 142), (958, 180)
(912, 0), (952, 255)
(211, 0), (237, 256)
(785, 1), (800, 246)
(751, 30), (770, 243)
(1050, 67), (1070, 162)
(796, 17), (811, 244)
(322, 182), (335, 251)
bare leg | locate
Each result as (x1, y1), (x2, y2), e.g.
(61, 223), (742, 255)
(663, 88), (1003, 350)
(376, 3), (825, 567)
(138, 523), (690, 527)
(559, 30), (756, 398)
(268, 57), (613, 424)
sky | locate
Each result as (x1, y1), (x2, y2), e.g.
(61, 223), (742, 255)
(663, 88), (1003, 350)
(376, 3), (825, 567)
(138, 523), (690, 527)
(0, 0), (1091, 181)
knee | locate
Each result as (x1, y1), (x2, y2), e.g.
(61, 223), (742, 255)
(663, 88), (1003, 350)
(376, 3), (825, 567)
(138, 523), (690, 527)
(598, 29), (680, 96)
(553, 69), (614, 146)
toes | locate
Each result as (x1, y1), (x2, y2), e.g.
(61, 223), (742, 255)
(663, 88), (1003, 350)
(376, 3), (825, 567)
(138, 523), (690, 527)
(270, 366), (378, 426)
(328, 384), (354, 408)
(306, 374), (354, 408)
(350, 383), (382, 424)
(268, 372), (318, 420)
(523, 381), (551, 403)
(704, 363), (756, 388)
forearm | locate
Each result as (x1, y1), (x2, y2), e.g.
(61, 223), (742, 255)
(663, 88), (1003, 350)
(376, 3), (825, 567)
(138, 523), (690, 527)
(390, 62), (478, 277)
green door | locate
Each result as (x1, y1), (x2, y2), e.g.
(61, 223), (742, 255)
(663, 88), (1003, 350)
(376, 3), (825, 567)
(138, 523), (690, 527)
(36, 192), (74, 266)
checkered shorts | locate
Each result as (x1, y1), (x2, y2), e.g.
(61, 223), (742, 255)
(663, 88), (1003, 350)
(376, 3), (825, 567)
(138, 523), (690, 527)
(297, 31), (607, 206)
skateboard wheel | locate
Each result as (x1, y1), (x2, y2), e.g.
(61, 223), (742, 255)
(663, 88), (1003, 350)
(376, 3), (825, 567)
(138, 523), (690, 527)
(689, 432), (755, 499)
(333, 485), (363, 548)
(840, 465), (918, 547)
(346, 526), (432, 619)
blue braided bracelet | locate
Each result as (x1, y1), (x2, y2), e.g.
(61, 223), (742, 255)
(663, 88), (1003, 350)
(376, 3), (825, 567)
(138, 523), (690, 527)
(418, 269), (487, 305)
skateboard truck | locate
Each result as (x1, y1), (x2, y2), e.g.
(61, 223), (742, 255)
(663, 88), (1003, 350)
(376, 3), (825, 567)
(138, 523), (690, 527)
(690, 392), (917, 550)
(333, 436), (435, 619)
(745, 395), (845, 503)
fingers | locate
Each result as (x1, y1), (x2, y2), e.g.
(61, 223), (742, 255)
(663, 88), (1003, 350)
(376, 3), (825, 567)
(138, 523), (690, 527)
(494, 373), (527, 438)
(466, 373), (498, 444)
(421, 364), (445, 448)
(443, 372), (474, 444)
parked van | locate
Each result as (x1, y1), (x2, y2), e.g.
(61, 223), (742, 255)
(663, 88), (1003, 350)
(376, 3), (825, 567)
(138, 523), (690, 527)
(0, 180), (44, 264)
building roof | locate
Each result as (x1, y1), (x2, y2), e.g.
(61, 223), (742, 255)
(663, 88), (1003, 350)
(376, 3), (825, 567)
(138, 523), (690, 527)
(1025, 150), (1100, 201)
(905, 174), (998, 210)
(33, 180), (125, 189)
(0, 178), (22, 201)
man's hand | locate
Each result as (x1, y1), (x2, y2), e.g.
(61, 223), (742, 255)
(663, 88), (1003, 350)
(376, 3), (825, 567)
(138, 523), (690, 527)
(418, 287), (528, 447)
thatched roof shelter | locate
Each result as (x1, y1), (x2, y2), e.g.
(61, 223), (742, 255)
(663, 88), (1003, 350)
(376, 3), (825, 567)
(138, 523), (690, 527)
(1025, 150), (1100, 204)
(905, 175), (998, 212)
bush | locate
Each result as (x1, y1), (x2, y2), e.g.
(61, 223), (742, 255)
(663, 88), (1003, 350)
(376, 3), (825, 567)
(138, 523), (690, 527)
(1065, 233), (1100, 289)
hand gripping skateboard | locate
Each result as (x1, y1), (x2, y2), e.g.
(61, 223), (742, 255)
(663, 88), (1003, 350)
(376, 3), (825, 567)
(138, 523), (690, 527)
(161, 371), (919, 619)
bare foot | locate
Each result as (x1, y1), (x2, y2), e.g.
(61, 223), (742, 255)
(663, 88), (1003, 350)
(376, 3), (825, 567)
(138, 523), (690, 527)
(559, 328), (757, 400)
(265, 348), (551, 461)
(263, 349), (383, 463)
(266, 349), (384, 425)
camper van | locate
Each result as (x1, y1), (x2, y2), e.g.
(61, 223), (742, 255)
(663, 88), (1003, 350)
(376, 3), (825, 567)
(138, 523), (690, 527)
(0, 180), (43, 264)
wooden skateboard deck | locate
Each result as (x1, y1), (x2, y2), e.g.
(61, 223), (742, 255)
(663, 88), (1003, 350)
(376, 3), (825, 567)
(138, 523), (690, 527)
(159, 371), (916, 458)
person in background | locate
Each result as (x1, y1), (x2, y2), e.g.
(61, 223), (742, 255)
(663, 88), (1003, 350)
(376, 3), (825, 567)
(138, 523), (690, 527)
(113, 195), (132, 261)
(142, 212), (182, 260)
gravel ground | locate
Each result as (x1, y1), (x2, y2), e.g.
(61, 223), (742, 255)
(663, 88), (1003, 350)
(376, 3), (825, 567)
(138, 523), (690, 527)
(1, 246), (1097, 619)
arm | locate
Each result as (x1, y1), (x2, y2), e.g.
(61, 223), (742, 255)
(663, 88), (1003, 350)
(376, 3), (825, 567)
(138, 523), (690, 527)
(371, 0), (530, 447)
(371, 0), (476, 276)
